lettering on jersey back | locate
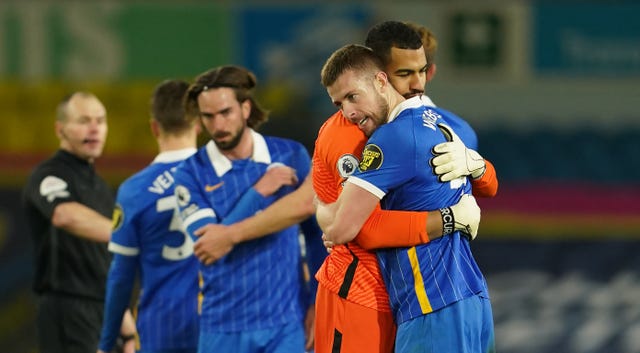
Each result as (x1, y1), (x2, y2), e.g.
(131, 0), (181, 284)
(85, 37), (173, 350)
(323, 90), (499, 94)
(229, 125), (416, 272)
(149, 170), (175, 194)
(422, 109), (440, 131)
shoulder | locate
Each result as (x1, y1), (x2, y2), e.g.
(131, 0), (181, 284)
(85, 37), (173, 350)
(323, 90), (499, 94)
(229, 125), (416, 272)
(319, 111), (362, 141)
(436, 107), (472, 129)
(264, 135), (306, 152)
(117, 164), (157, 197)
(178, 147), (208, 169)
(434, 107), (478, 147)
(26, 155), (73, 189)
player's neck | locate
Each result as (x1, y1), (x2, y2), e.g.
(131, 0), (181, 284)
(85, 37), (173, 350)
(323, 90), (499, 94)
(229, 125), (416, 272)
(157, 133), (196, 153)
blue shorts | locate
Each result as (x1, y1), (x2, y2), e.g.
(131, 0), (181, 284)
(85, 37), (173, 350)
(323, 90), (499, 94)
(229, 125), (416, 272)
(395, 294), (496, 353)
(198, 322), (304, 353)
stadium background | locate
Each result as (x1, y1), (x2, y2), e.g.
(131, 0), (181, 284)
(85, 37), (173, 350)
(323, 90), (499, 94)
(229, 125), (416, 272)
(1, 1), (639, 352)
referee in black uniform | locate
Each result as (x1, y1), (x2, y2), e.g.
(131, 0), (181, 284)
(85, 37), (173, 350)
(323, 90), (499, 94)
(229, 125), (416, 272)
(22, 92), (136, 353)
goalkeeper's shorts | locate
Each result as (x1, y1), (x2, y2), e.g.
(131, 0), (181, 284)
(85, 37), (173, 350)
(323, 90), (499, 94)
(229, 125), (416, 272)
(314, 283), (396, 353)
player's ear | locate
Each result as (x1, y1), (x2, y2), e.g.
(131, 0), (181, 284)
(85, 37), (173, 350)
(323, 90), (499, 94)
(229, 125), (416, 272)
(149, 118), (161, 138)
(241, 99), (251, 121)
(426, 63), (437, 83)
(374, 71), (387, 91)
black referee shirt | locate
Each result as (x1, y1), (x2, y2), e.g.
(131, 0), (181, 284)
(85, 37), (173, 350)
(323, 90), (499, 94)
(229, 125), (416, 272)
(22, 149), (114, 301)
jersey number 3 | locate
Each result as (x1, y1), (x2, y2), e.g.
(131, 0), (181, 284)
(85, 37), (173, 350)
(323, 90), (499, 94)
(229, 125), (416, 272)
(157, 195), (194, 260)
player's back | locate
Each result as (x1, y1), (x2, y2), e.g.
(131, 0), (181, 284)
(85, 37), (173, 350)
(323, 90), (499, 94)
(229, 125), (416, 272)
(312, 111), (392, 312)
(111, 154), (199, 349)
(351, 100), (488, 324)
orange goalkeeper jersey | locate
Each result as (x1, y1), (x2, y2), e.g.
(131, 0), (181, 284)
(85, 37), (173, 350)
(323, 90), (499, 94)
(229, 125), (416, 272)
(313, 111), (392, 312)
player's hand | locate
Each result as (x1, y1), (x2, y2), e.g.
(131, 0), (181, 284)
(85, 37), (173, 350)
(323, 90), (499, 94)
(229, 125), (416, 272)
(321, 233), (334, 253)
(253, 163), (298, 197)
(444, 194), (480, 240)
(315, 202), (338, 238)
(431, 124), (486, 182)
(194, 224), (235, 265)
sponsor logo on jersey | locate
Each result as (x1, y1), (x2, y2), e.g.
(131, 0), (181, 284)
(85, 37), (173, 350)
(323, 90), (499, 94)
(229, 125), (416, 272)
(336, 154), (359, 178)
(112, 204), (124, 231)
(175, 185), (191, 207)
(204, 182), (224, 192)
(359, 144), (383, 171)
(39, 175), (70, 202)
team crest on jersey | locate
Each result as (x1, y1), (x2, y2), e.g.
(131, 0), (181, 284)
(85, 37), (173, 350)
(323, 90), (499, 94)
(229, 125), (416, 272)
(39, 175), (70, 202)
(336, 154), (359, 178)
(359, 144), (383, 171)
(112, 204), (124, 231)
(175, 185), (191, 207)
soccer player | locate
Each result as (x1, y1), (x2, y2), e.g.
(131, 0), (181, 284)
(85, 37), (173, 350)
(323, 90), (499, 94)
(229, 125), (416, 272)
(97, 80), (200, 353)
(173, 65), (317, 353)
(318, 44), (495, 353)
(22, 92), (136, 353)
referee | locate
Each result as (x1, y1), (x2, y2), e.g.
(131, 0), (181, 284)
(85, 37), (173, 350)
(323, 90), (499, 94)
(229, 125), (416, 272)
(21, 92), (136, 353)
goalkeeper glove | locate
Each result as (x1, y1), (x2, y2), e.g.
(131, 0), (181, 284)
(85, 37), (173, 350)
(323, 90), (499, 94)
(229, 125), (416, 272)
(431, 123), (486, 182)
(440, 194), (480, 240)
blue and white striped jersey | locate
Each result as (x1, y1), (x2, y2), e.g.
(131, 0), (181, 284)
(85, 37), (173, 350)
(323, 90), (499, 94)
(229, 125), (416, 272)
(348, 97), (489, 325)
(99, 148), (199, 352)
(173, 130), (312, 333)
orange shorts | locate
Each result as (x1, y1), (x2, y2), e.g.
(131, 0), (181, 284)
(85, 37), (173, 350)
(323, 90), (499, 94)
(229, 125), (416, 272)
(314, 283), (396, 353)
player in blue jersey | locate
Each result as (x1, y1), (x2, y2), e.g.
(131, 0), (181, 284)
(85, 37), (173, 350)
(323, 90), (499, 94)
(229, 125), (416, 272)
(317, 44), (495, 353)
(173, 65), (320, 353)
(365, 20), (496, 188)
(98, 80), (201, 353)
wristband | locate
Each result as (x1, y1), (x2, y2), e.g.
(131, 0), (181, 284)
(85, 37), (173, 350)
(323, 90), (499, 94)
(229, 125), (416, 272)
(440, 207), (454, 235)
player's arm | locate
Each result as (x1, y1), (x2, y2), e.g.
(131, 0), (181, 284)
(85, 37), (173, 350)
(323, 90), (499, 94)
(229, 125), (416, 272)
(471, 159), (498, 198)
(299, 215), (323, 351)
(52, 202), (112, 243)
(323, 192), (480, 248)
(97, 253), (138, 352)
(355, 206), (435, 249)
(193, 173), (315, 266)
(316, 181), (380, 245)
(225, 175), (315, 242)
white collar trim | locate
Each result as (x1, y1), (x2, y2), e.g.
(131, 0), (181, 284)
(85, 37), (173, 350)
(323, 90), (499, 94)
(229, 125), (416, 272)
(152, 148), (197, 164)
(206, 129), (271, 176)
(388, 96), (423, 123)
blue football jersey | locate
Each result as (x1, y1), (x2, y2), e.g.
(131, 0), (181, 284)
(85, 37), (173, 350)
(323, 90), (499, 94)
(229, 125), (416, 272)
(420, 95), (478, 150)
(100, 148), (199, 352)
(349, 97), (489, 325)
(173, 129), (312, 333)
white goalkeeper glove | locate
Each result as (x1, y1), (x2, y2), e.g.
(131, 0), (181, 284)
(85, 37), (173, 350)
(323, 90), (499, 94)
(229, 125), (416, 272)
(431, 123), (486, 182)
(439, 194), (480, 240)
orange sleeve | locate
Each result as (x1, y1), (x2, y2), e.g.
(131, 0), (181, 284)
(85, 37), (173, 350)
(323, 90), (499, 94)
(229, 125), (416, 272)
(472, 159), (498, 198)
(312, 112), (366, 204)
(354, 204), (429, 250)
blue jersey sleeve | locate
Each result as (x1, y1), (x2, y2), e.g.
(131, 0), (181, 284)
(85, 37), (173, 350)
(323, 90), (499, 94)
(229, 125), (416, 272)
(222, 187), (267, 225)
(174, 162), (219, 239)
(98, 254), (137, 351)
(292, 144), (311, 183)
(299, 215), (325, 305)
